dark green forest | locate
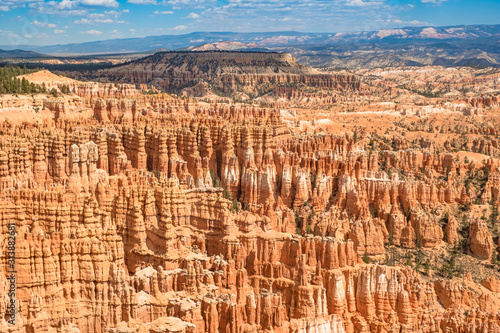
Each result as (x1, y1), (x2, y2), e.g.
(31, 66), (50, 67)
(0, 66), (45, 94)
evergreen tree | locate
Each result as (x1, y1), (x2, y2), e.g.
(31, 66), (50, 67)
(295, 210), (302, 229)
(424, 259), (430, 276)
(0, 66), (43, 94)
(230, 199), (239, 213)
(492, 252), (500, 271)
(490, 204), (499, 229)
(21, 78), (30, 94)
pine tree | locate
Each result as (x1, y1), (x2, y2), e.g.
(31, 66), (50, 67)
(214, 177), (222, 188)
(21, 78), (30, 94)
(0, 66), (43, 94)
(230, 199), (239, 213)
(295, 210), (302, 229)
(424, 259), (430, 276)
(490, 204), (499, 229)
(492, 252), (499, 271)
(404, 252), (413, 267)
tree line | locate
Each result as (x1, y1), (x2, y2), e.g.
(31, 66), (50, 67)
(0, 66), (45, 94)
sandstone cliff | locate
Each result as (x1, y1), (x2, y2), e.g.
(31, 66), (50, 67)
(94, 51), (360, 95)
(1, 65), (499, 333)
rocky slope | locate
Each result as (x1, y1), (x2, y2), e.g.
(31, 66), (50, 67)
(0, 67), (499, 332)
(92, 51), (360, 95)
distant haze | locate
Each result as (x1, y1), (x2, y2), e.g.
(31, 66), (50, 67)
(1, 24), (500, 56)
(0, 0), (498, 46)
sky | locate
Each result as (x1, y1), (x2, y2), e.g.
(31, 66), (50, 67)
(0, 0), (499, 46)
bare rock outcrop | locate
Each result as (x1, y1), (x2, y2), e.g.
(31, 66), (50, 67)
(469, 219), (494, 259)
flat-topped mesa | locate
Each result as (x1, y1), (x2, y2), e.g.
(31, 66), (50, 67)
(96, 51), (360, 93)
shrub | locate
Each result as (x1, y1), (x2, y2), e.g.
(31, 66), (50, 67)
(295, 210), (302, 229)
(424, 259), (430, 276)
(230, 199), (239, 213)
(310, 174), (317, 191)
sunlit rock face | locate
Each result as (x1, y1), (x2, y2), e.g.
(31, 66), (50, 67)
(1, 63), (500, 333)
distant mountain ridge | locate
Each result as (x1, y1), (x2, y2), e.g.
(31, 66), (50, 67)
(1, 24), (500, 69)
(0, 49), (44, 58)
(1, 24), (499, 56)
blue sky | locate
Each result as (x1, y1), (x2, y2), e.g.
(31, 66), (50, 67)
(0, 0), (498, 46)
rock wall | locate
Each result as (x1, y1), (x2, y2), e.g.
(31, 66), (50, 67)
(0, 98), (498, 332)
(95, 51), (360, 93)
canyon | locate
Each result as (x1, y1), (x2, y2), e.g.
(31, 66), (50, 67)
(0, 52), (499, 333)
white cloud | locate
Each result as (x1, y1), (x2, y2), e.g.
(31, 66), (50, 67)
(104, 9), (129, 16)
(74, 17), (122, 24)
(81, 29), (103, 35)
(168, 0), (214, 9)
(390, 18), (433, 27)
(128, 0), (158, 4)
(173, 25), (188, 31)
(408, 20), (432, 26)
(130, 28), (136, 32)
(32, 20), (57, 28)
(0, 0), (450, 45)
(420, 0), (447, 4)
(56, 0), (80, 10)
(54, 29), (66, 34)
(89, 13), (106, 18)
(0, 29), (19, 37)
(154, 10), (174, 14)
(345, 0), (383, 7)
(79, 0), (119, 7)
(134, 0), (197, 4)
(0, 29), (25, 45)
(28, 2), (87, 16)
(27, 0), (118, 16)
(193, 0), (411, 34)
(0, 0), (44, 12)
